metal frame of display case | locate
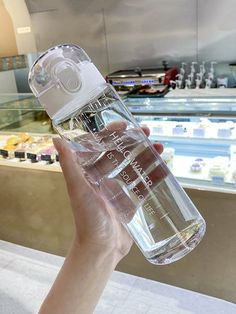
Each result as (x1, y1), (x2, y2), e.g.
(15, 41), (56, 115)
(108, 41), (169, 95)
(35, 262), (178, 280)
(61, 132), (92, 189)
(125, 96), (236, 117)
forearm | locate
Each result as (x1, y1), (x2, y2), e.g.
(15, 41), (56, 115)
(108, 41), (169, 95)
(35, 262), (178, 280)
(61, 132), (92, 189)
(39, 239), (119, 314)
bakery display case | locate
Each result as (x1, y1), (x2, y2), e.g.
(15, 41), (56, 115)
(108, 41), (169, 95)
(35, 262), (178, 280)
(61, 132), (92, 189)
(0, 93), (236, 193)
(0, 93), (58, 171)
(125, 96), (236, 193)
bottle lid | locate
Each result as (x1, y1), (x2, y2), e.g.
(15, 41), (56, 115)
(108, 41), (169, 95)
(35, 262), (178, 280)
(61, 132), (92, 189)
(28, 44), (106, 120)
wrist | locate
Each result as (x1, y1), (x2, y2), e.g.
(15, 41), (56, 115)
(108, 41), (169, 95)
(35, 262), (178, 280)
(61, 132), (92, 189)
(70, 236), (121, 269)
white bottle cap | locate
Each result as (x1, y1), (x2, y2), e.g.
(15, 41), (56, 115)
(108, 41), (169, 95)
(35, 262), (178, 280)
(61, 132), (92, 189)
(28, 44), (106, 120)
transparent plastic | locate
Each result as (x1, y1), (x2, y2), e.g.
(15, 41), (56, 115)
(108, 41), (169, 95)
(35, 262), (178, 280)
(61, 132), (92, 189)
(29, 44), (206, 265)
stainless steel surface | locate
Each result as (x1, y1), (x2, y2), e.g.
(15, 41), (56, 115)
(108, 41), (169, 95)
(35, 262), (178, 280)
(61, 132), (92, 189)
(107, 68), (166, 79)
(107, 68), (166, 86)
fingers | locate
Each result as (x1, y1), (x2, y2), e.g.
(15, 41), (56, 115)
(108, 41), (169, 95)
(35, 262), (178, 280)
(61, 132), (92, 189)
(141, 126), (163, 154)
(153, 143), (164, 155)
(141, 126), (150, 137)
(105, 121), (127, 131)
(53, 130), (164, 198)
(53, 138), (86, 194)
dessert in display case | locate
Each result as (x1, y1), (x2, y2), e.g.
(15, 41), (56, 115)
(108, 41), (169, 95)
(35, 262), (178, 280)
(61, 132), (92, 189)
(0, 93), (236, 193)
(125, 96), (236, 193)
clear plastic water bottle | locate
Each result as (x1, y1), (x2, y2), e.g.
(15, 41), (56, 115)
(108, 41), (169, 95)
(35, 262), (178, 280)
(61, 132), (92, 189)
(28, 44), (206, 265)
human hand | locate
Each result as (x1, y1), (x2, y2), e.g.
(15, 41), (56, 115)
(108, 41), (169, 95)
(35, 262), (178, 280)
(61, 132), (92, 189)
(53, 126), (163, 263)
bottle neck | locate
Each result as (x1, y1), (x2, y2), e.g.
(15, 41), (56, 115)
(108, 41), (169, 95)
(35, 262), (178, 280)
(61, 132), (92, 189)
(53, 83), (109, 124)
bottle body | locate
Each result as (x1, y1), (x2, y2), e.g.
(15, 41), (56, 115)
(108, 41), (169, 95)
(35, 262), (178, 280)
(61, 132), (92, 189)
(53, 83), (206, 265)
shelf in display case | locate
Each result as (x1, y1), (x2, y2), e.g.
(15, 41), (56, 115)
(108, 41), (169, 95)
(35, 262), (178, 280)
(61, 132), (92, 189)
(0, 93), (52, 134)
(169, 155), (236, 194)
(0, 93), (41, 110)
(0, 157), (60, 172)
(125, 96), (236, 117)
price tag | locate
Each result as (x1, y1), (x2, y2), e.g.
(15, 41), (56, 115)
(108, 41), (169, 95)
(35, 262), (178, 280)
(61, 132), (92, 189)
(27, 153), (38, 163)
(217, 129), (231, 138)
(14, 151), (25, 159)
(212, 176), (225, 185)
(41, 154), (52, 163)
(193, 128), (205, 137)
(0, 149), (8, 158)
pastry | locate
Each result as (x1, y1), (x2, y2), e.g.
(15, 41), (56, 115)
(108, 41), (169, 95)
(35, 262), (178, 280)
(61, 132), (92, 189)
(225, 121), (235, 129)
(26, 138), (52, 162)
(194, 158), (205, 166)
(144, 88), (158, 94)
(209, 164), (227, 178)
(190, 162), (202, 173)
(161, 148), (175, 169)
(5, 136), (19, 147)
(1, 136), (19, 158)
(18, 133), (33, 143)
(139, 85), (158, 95)
(3, 133), (33, 152)
(153, 124), (164, 134)
(209, 157), (229, 180)
(193, 119), (211, 137)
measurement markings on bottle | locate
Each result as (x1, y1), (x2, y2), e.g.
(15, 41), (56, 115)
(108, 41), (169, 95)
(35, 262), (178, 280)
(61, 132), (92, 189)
(78, 118), (158, 217)
(160, 212), (170, 220)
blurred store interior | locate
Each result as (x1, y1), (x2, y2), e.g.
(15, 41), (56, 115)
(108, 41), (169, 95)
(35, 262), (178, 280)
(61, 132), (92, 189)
(0, 1), (236, 312)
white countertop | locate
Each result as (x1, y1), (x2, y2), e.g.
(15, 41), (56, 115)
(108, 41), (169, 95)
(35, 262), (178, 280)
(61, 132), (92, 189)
(0, 240), (235, 314)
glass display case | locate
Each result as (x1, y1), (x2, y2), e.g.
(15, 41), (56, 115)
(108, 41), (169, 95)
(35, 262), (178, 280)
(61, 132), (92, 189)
(0, 93), (57, 170)
(0, 93), (236, 193)
(0, 93), (51, 133)
(125, 96), (236, 193)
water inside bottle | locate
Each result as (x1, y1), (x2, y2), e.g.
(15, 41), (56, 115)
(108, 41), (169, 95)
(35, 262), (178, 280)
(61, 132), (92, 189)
(54, 89), (205, 264)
